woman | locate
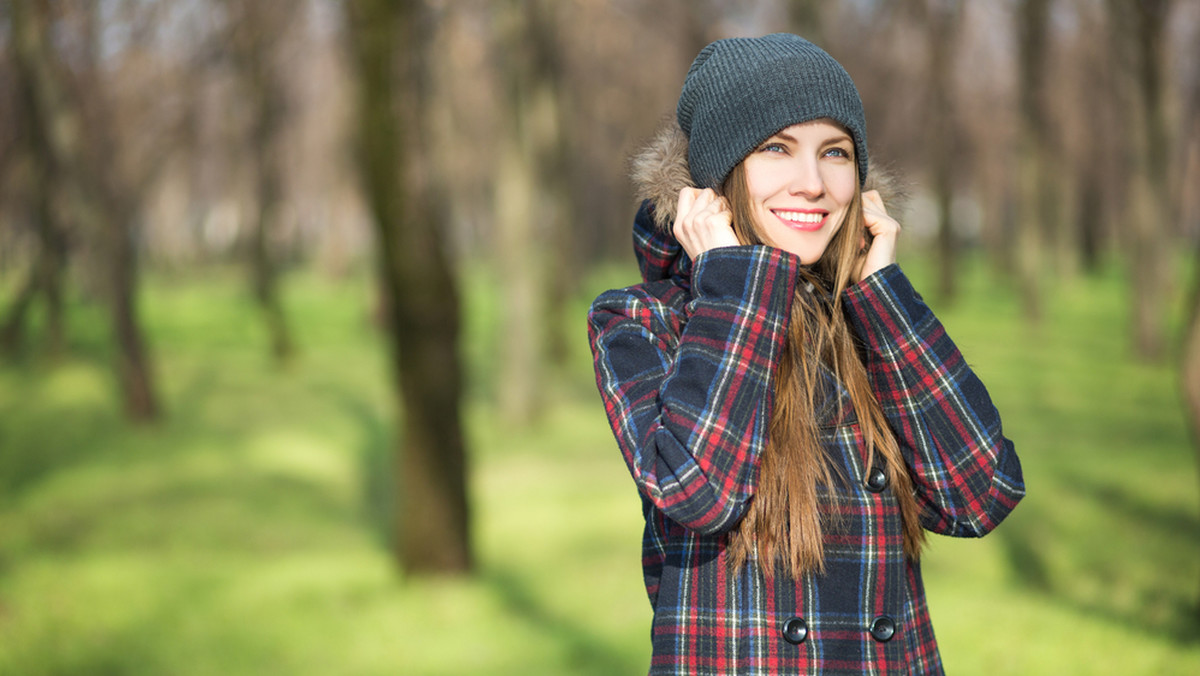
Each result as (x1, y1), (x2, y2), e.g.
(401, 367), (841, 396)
(588, 34), (1025, 675)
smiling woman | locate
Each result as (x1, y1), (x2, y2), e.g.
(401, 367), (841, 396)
(735, 121), (859, 265)
(587, 33), (1025, 675)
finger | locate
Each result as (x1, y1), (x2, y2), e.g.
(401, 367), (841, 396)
(713, 194), (731, 214)
(861, 198), (899, 236)
(675, 189), (705, 245)
(864, 217), (900, 241)
(698, 195), (725, 219)
(692, 188), (720, 214)
(677, 188), (699, 221)
(862, 189), (887, 214)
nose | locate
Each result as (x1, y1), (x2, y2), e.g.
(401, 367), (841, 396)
(787, 157), (825, 198)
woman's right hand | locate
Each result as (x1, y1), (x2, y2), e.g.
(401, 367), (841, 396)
(673, 187), (740, 260)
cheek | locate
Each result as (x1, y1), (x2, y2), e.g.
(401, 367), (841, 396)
(744, 161), (787, 204)
(827, 174), (858, 210)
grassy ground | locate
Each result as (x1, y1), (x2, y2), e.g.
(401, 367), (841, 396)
(0, 256), (1197, 675)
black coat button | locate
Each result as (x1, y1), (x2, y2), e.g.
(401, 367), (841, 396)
(865, 466), (889, 493)
(870, 615), (896, 642)
(781, 616), (808, 644)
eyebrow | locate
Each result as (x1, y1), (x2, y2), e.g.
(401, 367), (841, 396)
(770, 130), (853, 146)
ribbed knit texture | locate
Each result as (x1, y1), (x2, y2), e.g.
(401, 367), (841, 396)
(676, 33), (869, 189)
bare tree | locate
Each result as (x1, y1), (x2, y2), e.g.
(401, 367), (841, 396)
(1013, 0), (1054, 322)
(345, 0), (472, 575)
(0, 113), (68, 356)
(9, 0), (161, 421)
(1066, 3), (1114, 274)
(532, 3), (576, 370)
(1109, 0), (1174, 360)
(226, 0), (297, 365)
(918, 0), (965, 304)
(1, 21), (68, 358)
(492, 0), (573, 422)
(0, 213), (68, 358)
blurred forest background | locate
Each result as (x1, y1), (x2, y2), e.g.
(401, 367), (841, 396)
(1, 0), (1199, 674)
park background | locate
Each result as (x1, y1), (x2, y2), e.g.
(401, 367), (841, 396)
(2, 0), (1199, 673)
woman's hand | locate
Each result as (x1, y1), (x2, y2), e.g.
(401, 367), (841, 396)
(854, 189), (901, 282)
(673, 187), (740, 260)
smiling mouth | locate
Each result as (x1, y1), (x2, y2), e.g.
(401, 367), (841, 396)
(772, 209), (827, 231)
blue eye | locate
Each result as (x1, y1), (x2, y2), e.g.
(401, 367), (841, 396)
(759, 142), (787, 154)
(825, 147), (852, 159)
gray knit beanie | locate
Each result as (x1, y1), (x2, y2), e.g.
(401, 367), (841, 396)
(676, 33), (868, 190)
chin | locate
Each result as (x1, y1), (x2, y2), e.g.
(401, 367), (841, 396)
(785, 246), (830, 265)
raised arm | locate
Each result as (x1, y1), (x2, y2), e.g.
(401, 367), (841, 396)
(843, 264), (1025, 537)
(588, 247), (800, 534)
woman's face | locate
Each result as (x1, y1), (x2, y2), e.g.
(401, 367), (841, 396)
(741, 119), (858, 264)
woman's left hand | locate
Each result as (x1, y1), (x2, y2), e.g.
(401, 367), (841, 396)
(854, 189), (901, 283)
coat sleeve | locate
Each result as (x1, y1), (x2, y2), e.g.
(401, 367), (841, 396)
(588, 246), (800, 535)
(842, 264), (1025, 537)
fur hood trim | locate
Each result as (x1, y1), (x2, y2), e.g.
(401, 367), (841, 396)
(629, 119), (909, 232)
(630, 119), (695, 231)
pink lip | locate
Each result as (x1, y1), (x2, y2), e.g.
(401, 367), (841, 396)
(771, 209), (827, 232)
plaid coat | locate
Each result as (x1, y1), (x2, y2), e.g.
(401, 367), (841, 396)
(587, 202), (1025, 675)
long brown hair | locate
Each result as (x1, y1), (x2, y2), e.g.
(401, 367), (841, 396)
(721, 161), (925, 579)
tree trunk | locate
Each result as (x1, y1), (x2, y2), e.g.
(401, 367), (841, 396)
(1074, 169), (1104, 274)
(9, 0), (161, 421)
(787, 0), (824, 45)
(494, 83), (544, 423)
(231, 0), (296, 366)
(38, 190), (68, 357)
(530, 2), (574, 370)
(3, 0), (69, 359)
(1, 259), (41, 354)
(107, 198), (160, 421)
(1183, 245), (1200, 618)
(346, 0), (472, 575)
(1121, 0), (1173, 360)
(1014, 0), (1051, 323)
(926, 0), (963, 305)
(0, 211), (68, 357)
(251, 174), (294, 365)
(493, 0), (570, 423)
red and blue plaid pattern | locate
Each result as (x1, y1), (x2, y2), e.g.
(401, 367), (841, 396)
(587, 205), (1024, 675)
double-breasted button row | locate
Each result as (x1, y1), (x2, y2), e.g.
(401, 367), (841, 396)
(865, 466), (889, 493)
(780, 616), (897, 644)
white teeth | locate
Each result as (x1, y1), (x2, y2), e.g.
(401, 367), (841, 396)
(775, 211), (823, 224)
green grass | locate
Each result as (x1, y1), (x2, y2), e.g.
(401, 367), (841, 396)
(0, 257), (1197, 675)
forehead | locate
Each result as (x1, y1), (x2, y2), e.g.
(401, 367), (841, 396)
(770, 118), (851, 140)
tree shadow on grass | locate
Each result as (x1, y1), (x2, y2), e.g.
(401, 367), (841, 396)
(335, 389), (644, 673)
(482, 565), (646, 676)
(994, 473), (1200, 644)
(0, 358), (248, 502)
(0, 355), (138, 502)
(994, 515), (1054, 593)
(13, 467), (360, 559)
(1070, 475), (1200, 542)
(0, 403), (124, 499)
(335, 393), (394, 551)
